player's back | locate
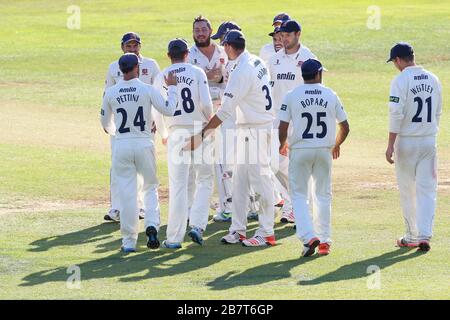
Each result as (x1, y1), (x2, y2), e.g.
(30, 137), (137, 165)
(157, 63), (212, 128)
(390, 66), (442, 137)
(104, 78), (155, 139)
(283, 83), (347, 149)
(230, 52), (274, 126)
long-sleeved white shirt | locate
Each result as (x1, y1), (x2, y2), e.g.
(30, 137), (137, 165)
(101, 78), (178, 141)
(153, 62), (213, 135)
(215, 51), (274, 127)
(389, 65), (442, 137)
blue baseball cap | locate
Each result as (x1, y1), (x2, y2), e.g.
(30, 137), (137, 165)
(387, 42), (414, 63)
(279, 20), (301, 33)
(121, 32), (141, 45)
(168, 38), (189, 52)
(269, 26), (281, 37)
(221, 30), (246, 45)
(211, 21), (241, 40)
(118, 53), (140, 72)
(272, 13), (291, 26)
(301, 59), (326, 76)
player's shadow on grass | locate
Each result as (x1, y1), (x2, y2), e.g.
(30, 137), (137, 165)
(28, 222), (119, 252)
(207, 256), (319, 290)
(20, 221), (296, 287)
(207, 248), (423, 290)
(299, 248), (423, 286)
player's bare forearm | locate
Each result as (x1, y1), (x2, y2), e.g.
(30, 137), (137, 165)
(278, 121), (289, 151)
(335, 120), (349, 147)
(385, 132), (398, 164)
(332, 120), (349, 159)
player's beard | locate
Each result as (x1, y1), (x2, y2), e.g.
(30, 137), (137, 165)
(194, 36), (211, 48)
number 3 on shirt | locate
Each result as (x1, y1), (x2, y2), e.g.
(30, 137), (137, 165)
(262, 85), (272, 111)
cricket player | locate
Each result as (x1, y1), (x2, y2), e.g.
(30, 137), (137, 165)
(279, 59), (349, 257)
(260, 27), (283, 65)
(259, 13), (290, 63)
(153, 39), (214, 249)
(211, 21), (263, 222)
(101, 53), (178, 252)
(185, 30), (276, 247)
(385, 43), (442, 252)
(268, 20), (318, 223)
(188, 16), (234, 221)
(104, 32), (161, 222)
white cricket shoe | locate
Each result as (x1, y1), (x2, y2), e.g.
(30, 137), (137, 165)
(220, 231), (246, 244)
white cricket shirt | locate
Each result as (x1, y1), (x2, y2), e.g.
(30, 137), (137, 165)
(101, 78), (178, 140)
(268, 45), (317, 115)
(154, 63), (213, 129)
(216, 51), (275, 127)
(278, 83), (347, 149)
(389, 66), (442, 137)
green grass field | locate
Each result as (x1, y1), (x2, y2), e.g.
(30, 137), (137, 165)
(0, 0), (449, 299)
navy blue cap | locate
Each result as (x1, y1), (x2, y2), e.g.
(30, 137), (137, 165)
(168, 38), (189, 52)
(269, 26), (281, 37)
(121, 32), (141, 45)
(387, 42), (414, 63)
(279, 20), (301, 33)
(272, 13), (291, 26)
(221, 30), (245, 45)
(118, 53), (140, 72)
(211, 21), (241, 40)
(301, 59), (325, 76)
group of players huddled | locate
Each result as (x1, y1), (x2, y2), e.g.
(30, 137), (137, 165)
(101, 13), (442, 255)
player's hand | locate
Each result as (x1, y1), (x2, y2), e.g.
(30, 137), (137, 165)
(206, 64), (222, 83)
(279, 143), (289, 156)
(183, 134), (202, 151)
(332, 145), (340, 159)
(165, 71), (177, 86)
(385, 145), (394, 164)
(162, 138), (168, 146)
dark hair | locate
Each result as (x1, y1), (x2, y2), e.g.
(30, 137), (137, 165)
(302, 72), (318, 81)
(193, 15), (212, 29)
(228, 41), (245, 51)
(168, 47), (189, 60)
(399, 54), (414, 62)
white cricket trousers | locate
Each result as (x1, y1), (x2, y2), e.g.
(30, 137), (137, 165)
(112, 138), (161, 249)
(271, 120), (292, 210)
(230, 127), (274, 237)
(166, 127), (214, 244)
(110, 136), (150, 211)
(214, 117), (235, 212)
(289, 148), (332, 244)
(394, 136), (437, 242)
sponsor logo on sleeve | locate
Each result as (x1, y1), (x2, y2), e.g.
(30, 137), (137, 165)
(100, 109), (105, 116)
(224, 92), (234, 99)
(141, 68), (148, 75)
(389, 96), (400, 103)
